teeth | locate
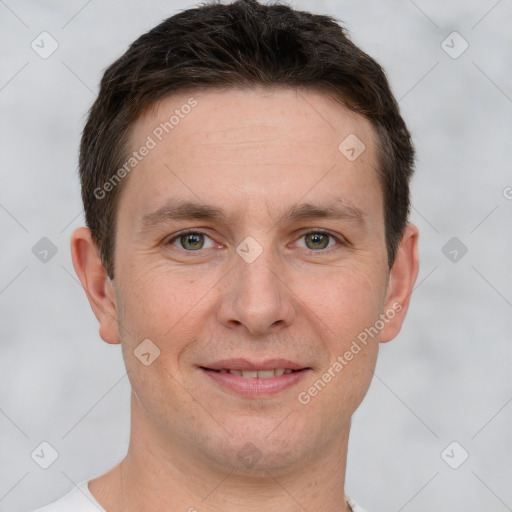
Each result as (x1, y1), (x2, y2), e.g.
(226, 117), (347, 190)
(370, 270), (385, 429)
(220, 368), (296, 379)
(257, 370), (275, 379)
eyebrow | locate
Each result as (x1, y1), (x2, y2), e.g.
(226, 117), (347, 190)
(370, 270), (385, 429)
(139, 198), (365, 232)
(277, 201), (365, 225)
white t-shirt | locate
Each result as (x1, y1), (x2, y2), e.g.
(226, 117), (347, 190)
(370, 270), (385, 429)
(32, 480), (106, 512)
(32, 480), (367, 512)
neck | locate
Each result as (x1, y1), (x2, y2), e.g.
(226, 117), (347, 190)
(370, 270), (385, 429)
(89, 393), (353, 512)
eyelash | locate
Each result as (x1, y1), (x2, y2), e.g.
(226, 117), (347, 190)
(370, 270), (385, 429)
(166, 228), (345, 252)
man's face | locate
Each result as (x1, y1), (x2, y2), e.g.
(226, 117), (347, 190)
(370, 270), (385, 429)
(108, 88), (401, 472)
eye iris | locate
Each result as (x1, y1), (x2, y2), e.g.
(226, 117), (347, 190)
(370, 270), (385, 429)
(305, 232), (329, 250)
(181, 233), (204, 250)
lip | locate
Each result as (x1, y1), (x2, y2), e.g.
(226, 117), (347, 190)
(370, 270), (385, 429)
(199, 358), (311, 398)
(202, 358), (307, 371)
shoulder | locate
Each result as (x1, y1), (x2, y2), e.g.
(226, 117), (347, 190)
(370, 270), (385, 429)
(347, 495), (369, 512)
(31, 480), (106, 512)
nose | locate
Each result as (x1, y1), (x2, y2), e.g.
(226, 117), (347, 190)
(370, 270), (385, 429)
(216, 243), (296, 337)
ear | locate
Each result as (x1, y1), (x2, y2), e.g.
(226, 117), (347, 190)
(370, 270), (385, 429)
(70, 227), (120, 344)
(380, 223), (419, 343)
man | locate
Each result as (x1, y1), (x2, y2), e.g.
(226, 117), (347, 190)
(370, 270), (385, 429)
(34, 0), (418, 510)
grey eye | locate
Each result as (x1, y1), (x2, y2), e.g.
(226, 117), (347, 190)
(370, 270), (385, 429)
(304, 232), (331, 250)
(169, 231), (216, 251)
(179, 232), (205, 250)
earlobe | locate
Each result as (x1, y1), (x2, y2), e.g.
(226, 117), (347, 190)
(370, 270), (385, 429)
(379, 223), (419, 343)
(70, 227), (121, 344)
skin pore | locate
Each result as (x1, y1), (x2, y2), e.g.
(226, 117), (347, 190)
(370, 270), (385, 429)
(71, 87), (419, 512)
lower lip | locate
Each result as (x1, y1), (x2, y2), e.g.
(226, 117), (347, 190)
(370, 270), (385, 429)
(200, 368), (309, 398)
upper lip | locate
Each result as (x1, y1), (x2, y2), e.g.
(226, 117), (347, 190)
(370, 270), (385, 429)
(201, 358), (309, 371)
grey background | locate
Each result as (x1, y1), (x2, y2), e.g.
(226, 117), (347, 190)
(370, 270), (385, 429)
(1, 1), (511, 511)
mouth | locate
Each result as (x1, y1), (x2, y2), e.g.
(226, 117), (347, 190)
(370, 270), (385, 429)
(201, 368), (304, 378)
(199, 359), (311, 397)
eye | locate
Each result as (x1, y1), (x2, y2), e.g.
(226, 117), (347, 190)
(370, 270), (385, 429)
(295, 230), (340, 251)
(167, 230), (217, 251)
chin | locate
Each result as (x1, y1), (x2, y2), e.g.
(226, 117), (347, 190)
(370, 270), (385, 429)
(203, 415), (315, 474)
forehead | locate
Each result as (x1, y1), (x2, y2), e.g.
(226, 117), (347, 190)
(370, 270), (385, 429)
(136, 86), (377, 155)
(119, 87), (382, 226)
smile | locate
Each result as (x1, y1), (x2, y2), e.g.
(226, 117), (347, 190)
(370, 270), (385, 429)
(208, 368), (300, 378)
(200, 362), (310, 398)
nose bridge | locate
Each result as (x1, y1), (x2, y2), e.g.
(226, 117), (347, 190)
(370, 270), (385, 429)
(217, 234), (295, 335)
(236, 235), (282, 305)
(238, 241), (280, 297)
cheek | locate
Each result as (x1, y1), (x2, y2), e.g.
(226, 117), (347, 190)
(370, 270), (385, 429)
(115, 263), (220, 390)
(292, 264), (385, 408)
(294, 268), (384, 438)
(117, 261), (204, 337)
(115, 267), (203, 413)
(294, 262), (388, 342)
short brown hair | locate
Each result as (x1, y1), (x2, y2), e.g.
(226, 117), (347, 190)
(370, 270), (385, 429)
(79, 0), (414, 279)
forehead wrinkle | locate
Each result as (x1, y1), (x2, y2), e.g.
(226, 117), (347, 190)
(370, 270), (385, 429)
(204, 138), (276, 148)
